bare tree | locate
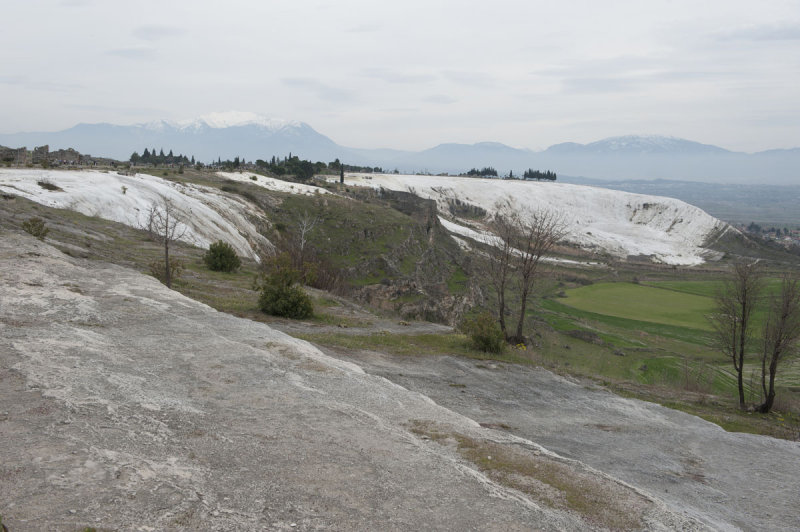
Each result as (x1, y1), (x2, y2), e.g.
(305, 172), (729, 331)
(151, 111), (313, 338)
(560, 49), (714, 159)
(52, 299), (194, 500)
(297, 211), (320, 267)
(487, 203), (565, 342)
(708, 261), (764, 408)
(757, 275), (800, 413)
(486, 214), (516, 336)
(142, 203), (158, 240)
(148, 196), (187, 288)
(509, 209), (566, 343)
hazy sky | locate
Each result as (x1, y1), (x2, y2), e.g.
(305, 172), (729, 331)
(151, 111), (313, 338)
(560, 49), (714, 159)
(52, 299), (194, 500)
(2, 0), (799, 152)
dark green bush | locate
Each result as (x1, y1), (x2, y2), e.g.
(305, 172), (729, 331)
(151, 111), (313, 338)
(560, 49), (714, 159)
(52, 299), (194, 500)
(204, 240), (241, 272)
(259, 283), (314, 319)
(461, 311), (505, 353)
(256, 253), (314, 319)
(22, 216), (49, 240)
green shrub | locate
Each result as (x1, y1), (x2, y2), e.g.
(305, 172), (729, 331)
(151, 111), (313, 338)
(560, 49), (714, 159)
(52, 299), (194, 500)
(22, 216), (49, 240)
(256, 253), (314, 319)
(259, 283), (314, 318)
(204, 240), (241, 272)
(461, 311), (505, 353)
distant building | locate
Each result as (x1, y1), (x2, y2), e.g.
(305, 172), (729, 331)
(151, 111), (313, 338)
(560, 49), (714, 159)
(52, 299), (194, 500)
(50, 148), (85, 166)
(32, 145), (49, 164)
(0, 145), (29, 165)
(0, 144), (117, 167)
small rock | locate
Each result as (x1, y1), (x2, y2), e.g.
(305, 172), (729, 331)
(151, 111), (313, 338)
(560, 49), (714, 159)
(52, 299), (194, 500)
(69, 509), (77, 514)
(212, 510), (220, 517)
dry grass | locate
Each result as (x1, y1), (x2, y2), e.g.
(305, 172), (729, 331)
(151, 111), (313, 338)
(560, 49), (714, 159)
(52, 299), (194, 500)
(409, 420), (649, 530)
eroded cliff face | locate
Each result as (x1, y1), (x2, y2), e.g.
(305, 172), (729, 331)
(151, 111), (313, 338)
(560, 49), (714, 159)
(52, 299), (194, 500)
(342, 188), (481, 325)
(0, 232), (698, 531)
(341, 172), (732, 266)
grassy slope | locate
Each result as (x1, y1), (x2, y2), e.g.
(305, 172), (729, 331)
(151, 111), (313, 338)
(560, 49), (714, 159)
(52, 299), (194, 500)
(537, 279), (800, 437)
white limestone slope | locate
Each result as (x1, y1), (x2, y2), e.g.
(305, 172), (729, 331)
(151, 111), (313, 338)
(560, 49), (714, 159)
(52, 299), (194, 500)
(0, 169), (273, 260)
(217, 171), (332, 196)
(341, 173), (732, 265)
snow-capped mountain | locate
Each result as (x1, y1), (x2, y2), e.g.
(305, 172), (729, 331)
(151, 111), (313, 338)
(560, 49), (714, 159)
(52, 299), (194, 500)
(349, 135), (797, 184)
(162, 112), (304, 132)
(0, 112), (342, 163)
(546, 135), (730, 155)
(1, 115), (798, 184)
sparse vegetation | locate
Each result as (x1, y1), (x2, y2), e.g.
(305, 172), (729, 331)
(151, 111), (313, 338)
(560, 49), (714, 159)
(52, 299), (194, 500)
(21, 216), (49, 240)
(409, 421), (645, 530)
(149, 258), (184, 284)
(461, 311), (505, 353)
(36, 179), (61, 191)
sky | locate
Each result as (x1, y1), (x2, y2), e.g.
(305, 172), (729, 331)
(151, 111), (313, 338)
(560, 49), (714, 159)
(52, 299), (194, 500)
(2, 0), (799, 152)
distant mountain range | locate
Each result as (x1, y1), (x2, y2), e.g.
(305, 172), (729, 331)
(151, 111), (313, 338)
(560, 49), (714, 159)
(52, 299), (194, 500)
(1, 112), (798, 184)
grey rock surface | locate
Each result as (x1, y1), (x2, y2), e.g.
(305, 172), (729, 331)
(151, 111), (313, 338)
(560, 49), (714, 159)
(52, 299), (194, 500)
(334, 348), (800, 531)
(0, 233), (698, 531)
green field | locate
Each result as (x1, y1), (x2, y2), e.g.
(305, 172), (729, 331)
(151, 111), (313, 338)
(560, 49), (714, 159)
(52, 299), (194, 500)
(643, 278), (785, 298)
(560, 282), (714, 331)
(544, 280), (800, 395)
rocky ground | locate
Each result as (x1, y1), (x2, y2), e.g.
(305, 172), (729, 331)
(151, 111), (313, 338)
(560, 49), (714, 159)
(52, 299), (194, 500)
(0, 232), (700, 531)
(1, 231), (798, 530)
(327, 348), (800, 531)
